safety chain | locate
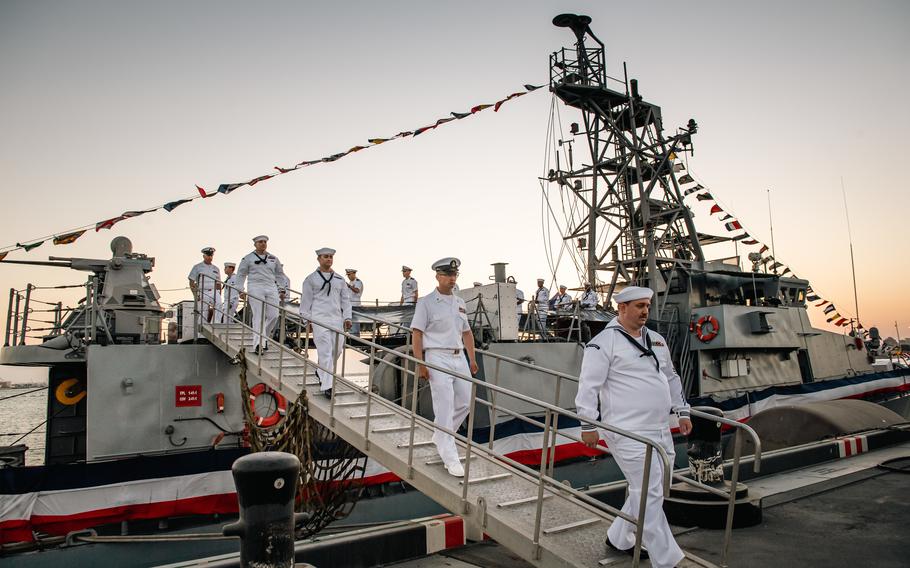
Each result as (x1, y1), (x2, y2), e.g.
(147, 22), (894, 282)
(236, 348), (367, 537)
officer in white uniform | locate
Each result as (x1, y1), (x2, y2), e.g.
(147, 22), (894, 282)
(532, 278), (549, 333)
(220, 262), (240, 323)
(300, 247), (352, 397)
(411, 258), (478, 477)
(575, 286), (691, 568)
(580, 283), (598, 310)
(188, 247), (221, 324)
(345, 268), (363, 335)
(400, 266), (418, 305)
(553, 285), (573, 309)
(236, 235), (288, 353)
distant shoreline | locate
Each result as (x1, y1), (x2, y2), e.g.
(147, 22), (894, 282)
(0, 382), (48, 389)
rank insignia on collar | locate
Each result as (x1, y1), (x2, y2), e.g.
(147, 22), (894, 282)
(652, 341), (665, 347)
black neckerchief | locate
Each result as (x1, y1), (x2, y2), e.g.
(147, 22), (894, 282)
(253, 252), (269, 265)
(613, 326), (660, 372)
(317, 270), (334, 296)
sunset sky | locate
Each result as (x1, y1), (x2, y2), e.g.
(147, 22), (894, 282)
(2, 0), (909, 363)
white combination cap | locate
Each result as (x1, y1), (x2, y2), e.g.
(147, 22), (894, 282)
(614, 286), (654, 303)
(431, 257), (461, 274)
(252, 235), (268, 242)
(402, 265), (412, 271)
(201, 247), (215, 254)
(315, 247), (336, 255)
(345, 268), (357, 274)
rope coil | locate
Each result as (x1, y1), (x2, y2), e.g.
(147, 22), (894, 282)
(236, 349), (366, 537)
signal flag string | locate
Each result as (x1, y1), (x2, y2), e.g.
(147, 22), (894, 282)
(0, 83), (545, 258)
(674, 160), (860, 330)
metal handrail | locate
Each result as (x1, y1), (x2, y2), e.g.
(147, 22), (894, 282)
(315, 286), (762, 566)
(200, 275), (674, 565)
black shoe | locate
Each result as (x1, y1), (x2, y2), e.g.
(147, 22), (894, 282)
(322, 388), (332, 399)
(253, 345), (261, 355)
(606, 538), (648, 559)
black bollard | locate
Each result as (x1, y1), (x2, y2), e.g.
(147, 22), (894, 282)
(223, 451), (302, 568)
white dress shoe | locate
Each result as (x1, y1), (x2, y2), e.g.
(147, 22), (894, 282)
(445, 461), (465, 478)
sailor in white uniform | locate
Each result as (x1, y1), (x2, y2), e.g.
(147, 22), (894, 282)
(220, 262), (240, 323)
(400, 266), (418, 305)
(411, 258), (478, 477)
(236, 235), (288, 353)
(532, 278), (549, 333)
(508, 277), (525, 315)
(575, 286), (691, 567)
(580, 283), (598, 310)
(300, 247), (352, 398)
(553, 285), (573, 310)
(345, 268), (363, 335)
(188, 247), (221, 324)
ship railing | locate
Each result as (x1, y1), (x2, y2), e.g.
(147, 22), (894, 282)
(349, 308), (763, 567)
(687, 407), (761, 567)
(199, 275), (675, 565)
(4, 281), (95, 346)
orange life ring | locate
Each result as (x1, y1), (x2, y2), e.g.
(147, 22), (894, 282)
(695, 315), (720, 342)
(249, 383), (287, 428)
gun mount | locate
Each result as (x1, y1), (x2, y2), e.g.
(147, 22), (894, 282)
(3, 237), (164, 349)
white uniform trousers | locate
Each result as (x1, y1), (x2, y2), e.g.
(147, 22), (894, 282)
(425, 350), (472, 466)
(312, 322), (343, 391)
(221, 290), (240, 324)
(247, 287), (280, 349)
(537, 309), (548, 333)
(196, 290), (217, 325)
(605, 428), (683, 568)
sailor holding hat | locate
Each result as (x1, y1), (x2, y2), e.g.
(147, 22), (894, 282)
(300, 247), (352, 398)
(400, 266), (418, 305)
(411, 257), (478, 477)
(575, 285), (691, 567)
(188, 247), (221, 324)
(236, 235), (289, 353)
(345, 268), (363, 335)
(220, 261), (240, 323)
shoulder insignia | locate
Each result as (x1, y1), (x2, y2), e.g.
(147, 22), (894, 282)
(652, 341), (665, 347)
(585, 343), (601, 350)
(458, 307), (466, 313)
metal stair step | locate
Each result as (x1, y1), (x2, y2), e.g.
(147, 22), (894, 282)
(350, 412), (395, 420)
(543, 517), (600, 535)
(460, 472), (511, 485)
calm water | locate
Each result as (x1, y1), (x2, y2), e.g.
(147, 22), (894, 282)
(0, 386), (47, 465)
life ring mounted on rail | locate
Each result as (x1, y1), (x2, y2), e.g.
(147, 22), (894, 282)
(249, 382), (287, 428)
(695, 315), (720, 342)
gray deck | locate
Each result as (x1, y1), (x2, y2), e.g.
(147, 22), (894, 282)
(201, 322), (711, 568)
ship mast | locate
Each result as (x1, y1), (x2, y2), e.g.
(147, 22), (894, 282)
(548, 14), (703, 316)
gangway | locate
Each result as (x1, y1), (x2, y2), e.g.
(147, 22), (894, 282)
(197, 280), (726, 567)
